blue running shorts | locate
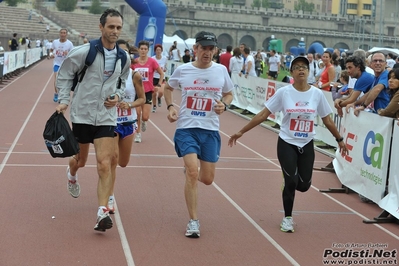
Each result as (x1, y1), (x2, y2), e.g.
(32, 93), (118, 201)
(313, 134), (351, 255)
(174, 128), (221, 163)
(115, 122), (137, 139)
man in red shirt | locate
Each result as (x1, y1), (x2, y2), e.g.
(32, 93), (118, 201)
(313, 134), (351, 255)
(219, 45), (232, 76)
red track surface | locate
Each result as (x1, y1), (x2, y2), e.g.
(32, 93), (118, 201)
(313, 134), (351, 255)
(0, 59), (398, 266)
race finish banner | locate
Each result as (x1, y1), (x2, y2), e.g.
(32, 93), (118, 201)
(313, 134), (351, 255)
(378, 121), (399, 219)
(333, 109), (392, 203)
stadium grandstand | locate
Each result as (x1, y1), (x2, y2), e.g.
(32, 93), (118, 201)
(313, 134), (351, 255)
(0, 2), (137, 48)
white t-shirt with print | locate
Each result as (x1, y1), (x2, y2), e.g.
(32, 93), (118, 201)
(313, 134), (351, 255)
(117, 69), (137, 124)
(51, 39), (74, 67)
(268, 55), (280, 71)
(265, 84), (332, 147)
(168, 62), (233, 131)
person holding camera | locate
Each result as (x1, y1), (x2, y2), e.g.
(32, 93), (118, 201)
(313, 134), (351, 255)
(55, 9), (131, 232)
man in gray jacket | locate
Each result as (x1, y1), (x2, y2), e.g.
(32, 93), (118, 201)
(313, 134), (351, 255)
(55, 8), (130, 232)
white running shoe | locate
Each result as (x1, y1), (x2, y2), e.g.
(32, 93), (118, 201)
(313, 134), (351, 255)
(141, 121), (147, 132)
(280, 216), (294, 232)
(152, 106), (157, 113)
(185, 219), (200, 238)
(94, 208), (113, 232)
(134, 133), (141, 143)
(66, 166), (80, 198)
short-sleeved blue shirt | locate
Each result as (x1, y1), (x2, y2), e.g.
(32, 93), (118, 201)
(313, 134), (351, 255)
(368, 70), (390, 111)
(353, 71), (374, 94)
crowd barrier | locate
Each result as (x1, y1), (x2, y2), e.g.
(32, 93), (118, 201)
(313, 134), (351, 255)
(1, 47), (45, 78)
(165, 60), (398, 222)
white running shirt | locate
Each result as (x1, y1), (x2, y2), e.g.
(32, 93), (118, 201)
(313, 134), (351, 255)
(168, 62), (233, 131)
(117, 69), (137, 124)
(152, 55), (167, 79)
(51, 39), (74, 67)
(265, 84), (332, 147)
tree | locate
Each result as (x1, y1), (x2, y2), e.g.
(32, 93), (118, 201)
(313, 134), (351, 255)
(56, 0), (78, 12)
(89, 0), (104, 14)
(294, 0), (314, 12)
(4, 0), (27, 7)
(252, 0), (269, 8)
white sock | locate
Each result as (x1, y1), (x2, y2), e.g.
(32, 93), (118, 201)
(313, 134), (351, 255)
(108, 195), (114, 202)
(97, 206), (107, 216)
(67, 169), (77, 182)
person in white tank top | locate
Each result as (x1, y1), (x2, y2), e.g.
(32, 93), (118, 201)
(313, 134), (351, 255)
(108, 40), (145, 214)
(151, 44), (167, 112)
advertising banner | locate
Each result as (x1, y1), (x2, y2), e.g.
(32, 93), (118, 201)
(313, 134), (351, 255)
(333, 109), (392, 203)
(127, 0), (167, 57)
(378, 121), (399, 219)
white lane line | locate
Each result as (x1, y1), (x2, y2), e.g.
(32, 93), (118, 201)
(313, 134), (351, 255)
(0, 64), (138, 265)
(0, 60), (44, 92)
(218, 128), (399, 240)
(148, 118), (301, 266)
(0, 71), (52, 175)
(113, 199), (135, 266)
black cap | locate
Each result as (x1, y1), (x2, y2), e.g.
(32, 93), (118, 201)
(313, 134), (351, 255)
(195, 31), (217, 46)
(290, 56), (310, 71)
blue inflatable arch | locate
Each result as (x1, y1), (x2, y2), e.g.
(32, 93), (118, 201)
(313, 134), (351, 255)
(125, 0), (167, 56)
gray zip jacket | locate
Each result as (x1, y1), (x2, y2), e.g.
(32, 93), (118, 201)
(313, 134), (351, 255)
(56, 39), (130, 126)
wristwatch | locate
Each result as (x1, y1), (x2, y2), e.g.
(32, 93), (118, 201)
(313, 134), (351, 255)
(222, 102), (230, 111)
(128, 103), (132, 109)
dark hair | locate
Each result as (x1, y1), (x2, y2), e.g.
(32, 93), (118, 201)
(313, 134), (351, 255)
(323, 50), (332, 59)
(13, 33), (17, 37)
(154, 44), (163, 52)
(226, 45), (233, 52)
(345, 56), (366, 72)
(243, 47), (250, 55)
(100, 8), (123, 27)
(233, 47), (241, 58)
(332, 53), (340, 66)
(388, 68), (399, 97)
(116, 39), (129, 49)
(138, 40), (150, 48)
(388, 68), (399, 82)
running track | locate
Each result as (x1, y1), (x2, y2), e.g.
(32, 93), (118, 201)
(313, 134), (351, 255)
(0, 59), (398, 266)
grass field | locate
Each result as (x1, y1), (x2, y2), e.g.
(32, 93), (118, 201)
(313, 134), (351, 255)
(259, 66), (290, 82)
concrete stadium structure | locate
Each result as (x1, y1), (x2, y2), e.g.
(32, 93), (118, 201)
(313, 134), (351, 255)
(160, 0), (399, 52)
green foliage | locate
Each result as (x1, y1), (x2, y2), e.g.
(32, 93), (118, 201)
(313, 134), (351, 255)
(252, 0), (269, 8)
(294, 0), (314, 12)
(4, 0), (27, 7)
(56, 0), (78, 12)
(89, 0), (104, 14)
(33, 0), (43, 9)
